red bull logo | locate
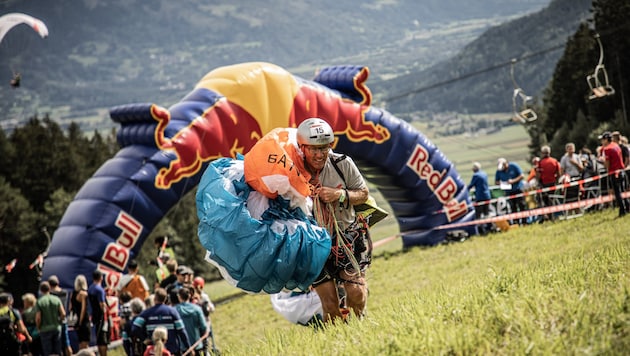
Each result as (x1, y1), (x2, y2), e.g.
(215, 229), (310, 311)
(152, 101), (262, 189)
(152, 63), (390, 190)
(290, 67), (390, 144)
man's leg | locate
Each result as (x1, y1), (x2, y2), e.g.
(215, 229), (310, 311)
(51, 330), (62, 356)
(341, 271), (368, 318)
(313, 280), (342, 322)
(613, 176), (627, 216)
(96, 323), (109, 356)
(39, 331), (53, 356)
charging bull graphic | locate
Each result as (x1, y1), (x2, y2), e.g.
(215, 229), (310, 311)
(42, 62), (475, 290)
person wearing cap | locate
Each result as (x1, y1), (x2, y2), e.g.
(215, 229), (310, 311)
(166, 266), (193, 306)
(537, 145), (561, 222)
(467, 162), (492, 234)
(191, 277), (215, 317)
(495, 157), (528, 224)
(295, 118), (371, 323)
(598, 131), (628, 217)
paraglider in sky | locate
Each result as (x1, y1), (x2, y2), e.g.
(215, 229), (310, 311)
(0, 13), (49, 45)
(10, 72), (20, 88)
(0, 13), (48, 88)
(41, 62), (476, 291)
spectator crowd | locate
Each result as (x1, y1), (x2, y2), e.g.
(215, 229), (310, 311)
(468, 130), (630, 228)
(0, 248), (218, 356)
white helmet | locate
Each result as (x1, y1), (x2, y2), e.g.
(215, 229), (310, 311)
(296, 118), (334, 146)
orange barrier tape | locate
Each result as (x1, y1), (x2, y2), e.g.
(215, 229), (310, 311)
(374, 190), (630, 248)
(432, 168), (629, 215)
(435, 190), (630, 230)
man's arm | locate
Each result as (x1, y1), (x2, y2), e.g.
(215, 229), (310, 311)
(59, 303), (66, 321)
(508, 173), (523, 184)
(571, 154), (584, 171)
(318, 186), (368, 205)
(130, 314), (146, 340)
(175, 317), (191, 349)
(35, 310), (41, 330)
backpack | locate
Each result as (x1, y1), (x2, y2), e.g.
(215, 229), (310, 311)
(328, 155), (388, 227)
(0, 307), (19, 354)
(121, 275), (149, 300)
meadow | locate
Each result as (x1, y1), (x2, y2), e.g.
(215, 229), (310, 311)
(206, 209), (629, 355)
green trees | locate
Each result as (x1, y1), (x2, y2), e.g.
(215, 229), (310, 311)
(0, 116), (119, 298)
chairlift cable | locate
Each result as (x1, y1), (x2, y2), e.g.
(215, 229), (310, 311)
(383, 43), (566, 104)
(382, 21), (630, 105)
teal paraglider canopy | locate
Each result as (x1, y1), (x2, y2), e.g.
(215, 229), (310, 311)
(196, 157), (332, 294)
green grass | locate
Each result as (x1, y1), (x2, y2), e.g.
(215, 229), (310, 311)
(204, 209), (629, 355)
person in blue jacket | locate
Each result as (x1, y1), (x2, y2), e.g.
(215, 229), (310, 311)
(495, 157), (528, 225)
(468, 162), (492, 234)
(131, 288), (190, 356)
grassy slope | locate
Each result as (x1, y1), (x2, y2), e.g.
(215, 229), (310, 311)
(199, 124), (630, 355)
(208, 209), (629, 355)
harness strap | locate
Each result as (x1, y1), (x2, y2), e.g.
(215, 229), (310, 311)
(336, 276), (366, 286)
(329, 155), (350, 209)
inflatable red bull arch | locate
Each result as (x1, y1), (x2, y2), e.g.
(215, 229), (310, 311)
(42, 62), (476, 290)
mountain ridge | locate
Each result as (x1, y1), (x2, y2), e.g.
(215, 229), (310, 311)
(377, 0), (592, 114)
(0, 0), (550, 127)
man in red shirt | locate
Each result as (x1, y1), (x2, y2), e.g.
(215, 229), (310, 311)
(537, 145), (561, 221)
(599, 131), (628, 217)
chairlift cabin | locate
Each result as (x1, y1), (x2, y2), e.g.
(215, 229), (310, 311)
(587, 34), (615, 100)
(510, 59), (537, 124)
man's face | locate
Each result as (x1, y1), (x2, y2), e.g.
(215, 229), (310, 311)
(302, 144), (331, 171)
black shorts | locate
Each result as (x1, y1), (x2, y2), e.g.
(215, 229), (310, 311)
(95, 320), (111, 346)
(312, 220), (372, 286)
